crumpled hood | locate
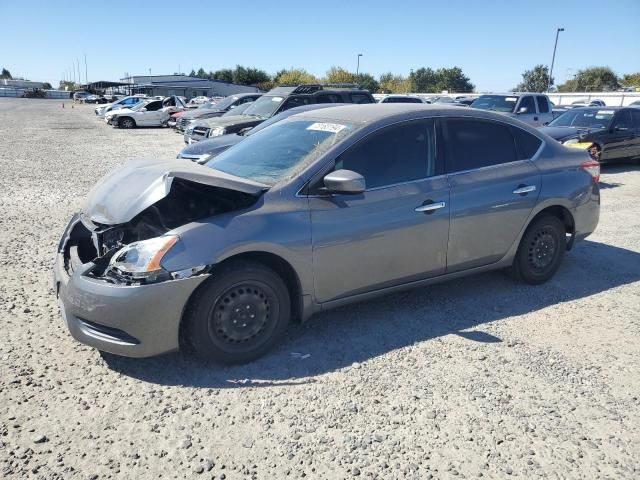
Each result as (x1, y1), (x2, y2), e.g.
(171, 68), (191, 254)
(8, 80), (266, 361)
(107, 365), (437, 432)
(539, 126), (602, 142)
(107, 107), (134, 117)
(83, 159), (269, 225)
(181, 108), (225, 120)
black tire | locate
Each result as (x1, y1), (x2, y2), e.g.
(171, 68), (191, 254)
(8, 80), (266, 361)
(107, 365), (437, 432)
(509, 215), (566, 285)
(184, 260), (291, 364)
(118, 116), (136, 129)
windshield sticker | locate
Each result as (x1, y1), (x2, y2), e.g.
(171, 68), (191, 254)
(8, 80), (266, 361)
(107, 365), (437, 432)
(306, 122), (346, 133)
(506, 97), (518, 101)
(597, 110), (614, 115)
(271, 97), (283, 102)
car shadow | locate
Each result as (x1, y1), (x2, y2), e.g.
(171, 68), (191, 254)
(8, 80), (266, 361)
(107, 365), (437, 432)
(101, 240), (640, 388)
(601, 163), (639, 174)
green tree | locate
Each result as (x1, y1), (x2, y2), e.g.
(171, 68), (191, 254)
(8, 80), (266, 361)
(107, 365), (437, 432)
(196, 68), (207, 79)
(58, 80), (77, 91)
(434, 67), (474, 93)
(212, 69), (234, 83)
(274, 68), (318, 86)
(325, 66), (355, 84)
(621, 72), (640, 89)
(188, 69), (196, 77)
(232, 66), (270, 86)
(515, 64), (552, 92)
(42, 82), (52, 90)
(1, 68), (12, 79)
(378, 72), (411, 93)
(409, 67), (438, 93)
(559, 66), (619, 92)
(354, 73), (379, 93)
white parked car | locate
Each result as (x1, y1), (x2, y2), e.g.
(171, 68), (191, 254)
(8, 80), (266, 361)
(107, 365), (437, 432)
(105, 96), (186, 128)
(95, 95), (147, 117)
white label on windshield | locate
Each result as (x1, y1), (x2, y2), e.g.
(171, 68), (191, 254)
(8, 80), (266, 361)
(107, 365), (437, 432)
(598, 110), (614, 114)
(306, 122), (346, 133)
(271, 97), (283, 102)
(506, 97), (518, 101)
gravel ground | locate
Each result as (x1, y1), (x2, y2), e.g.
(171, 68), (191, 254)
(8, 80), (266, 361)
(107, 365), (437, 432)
(1, 98), (639, 479)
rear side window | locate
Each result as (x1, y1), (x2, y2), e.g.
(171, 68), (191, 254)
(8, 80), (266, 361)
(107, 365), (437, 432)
(536, 96), (550, 113)
(512, 127), (542, 159)
(335, 119), (436, 189)
(386, 97), (422, 103)
(281, 96), (313, 111)
(316, 93), (342, 104)
(349, 93), (373, 104)
(444, 118), (517, 172)
(518, 96), (535, 113)
(145, 101), (163, 111)
(630, 109), (640, 129)
(612, 110), (633, 130)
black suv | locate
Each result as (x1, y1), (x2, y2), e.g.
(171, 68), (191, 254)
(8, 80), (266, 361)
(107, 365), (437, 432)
(184, 84), (375, 143)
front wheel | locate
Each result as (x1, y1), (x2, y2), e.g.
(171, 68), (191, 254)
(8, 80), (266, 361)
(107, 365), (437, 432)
(508, 215), (566, 285)
(118, 117), (136, 129)
(184, 260), (291, 364)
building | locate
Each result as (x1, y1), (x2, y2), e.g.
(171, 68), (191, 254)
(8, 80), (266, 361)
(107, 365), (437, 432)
(119, 74), (262, 98)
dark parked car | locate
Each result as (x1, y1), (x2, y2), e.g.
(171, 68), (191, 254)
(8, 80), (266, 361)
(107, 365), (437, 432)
(173, 93), (261, 132)
(55, 104), (600, 364)
(185, 84), (375, 143)
(540, 106), (640, 163)
(177, 103), (347, 164)
(379, 95), (428, 104)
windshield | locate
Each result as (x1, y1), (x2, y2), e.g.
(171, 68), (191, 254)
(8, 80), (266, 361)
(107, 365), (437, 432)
(471, 95), (518, 113)
(206, 119), (356, 186)
(222, 102), (252, 116)
(548, 109), (614, 128)
(243, 95), (285, 119)
(206, 96), (240, 111)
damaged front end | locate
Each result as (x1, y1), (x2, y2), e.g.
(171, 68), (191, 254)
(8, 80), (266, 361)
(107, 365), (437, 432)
(59, 160), (266, 286)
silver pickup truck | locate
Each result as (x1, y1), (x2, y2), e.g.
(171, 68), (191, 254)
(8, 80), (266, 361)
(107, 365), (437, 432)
(471, 93), (554, 127)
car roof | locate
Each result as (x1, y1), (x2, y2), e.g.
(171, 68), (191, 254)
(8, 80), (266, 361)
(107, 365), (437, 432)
(290, 103), (521, 124)
(567, 106), (623, 111)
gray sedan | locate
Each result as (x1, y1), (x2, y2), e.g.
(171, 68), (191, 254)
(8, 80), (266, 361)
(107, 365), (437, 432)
(54, 104), (601, 364)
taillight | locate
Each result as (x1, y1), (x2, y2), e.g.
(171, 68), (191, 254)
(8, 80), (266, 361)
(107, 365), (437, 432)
(581, 160), (600, 183)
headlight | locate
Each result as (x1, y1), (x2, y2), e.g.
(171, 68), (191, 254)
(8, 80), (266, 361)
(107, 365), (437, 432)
(108, 235), (178, 282)
(196, 153), (215, 164)
(563, 138), (579, 145)
(208, 126), (226, 137)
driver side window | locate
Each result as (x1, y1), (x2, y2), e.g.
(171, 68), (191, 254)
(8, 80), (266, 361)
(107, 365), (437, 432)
(518, 96), (535, 113)
(612, 111), (632, 130)
(333, 119), (437, 190)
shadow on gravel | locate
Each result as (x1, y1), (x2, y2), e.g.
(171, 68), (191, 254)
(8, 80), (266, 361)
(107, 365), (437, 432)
(601, 163), (640, 174)
(102, 240), (640, 388)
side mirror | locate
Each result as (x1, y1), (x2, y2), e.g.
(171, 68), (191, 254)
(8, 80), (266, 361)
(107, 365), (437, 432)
(323, 169), (365, 194)
(140, 108), (147, 112)
(517, 107), (528, 114)
(543, 121), (549, 126)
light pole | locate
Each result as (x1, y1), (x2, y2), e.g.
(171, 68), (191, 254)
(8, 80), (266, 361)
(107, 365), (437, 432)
(548, 27), (564, 91)
(356, 53), (363, 76)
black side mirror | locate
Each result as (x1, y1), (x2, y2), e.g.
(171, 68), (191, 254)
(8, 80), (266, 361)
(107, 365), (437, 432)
(323, 169), (366, 194)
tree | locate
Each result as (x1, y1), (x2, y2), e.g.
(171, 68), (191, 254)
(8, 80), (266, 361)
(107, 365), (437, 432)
(354, 73), (379, 93)
(621, 72), (640, 89)
(195, 68), (207, 79)
(42, 82), (52, 90)
(433, 67), (474, 93)
(558, 66), (619, 92)
(58, 80), (77, 91)
(409, 67), (438, 93)
(188, 69), (196, 77)
(515, 64), (552, 92)
(378, 72), (412, 93)
(274, 68), (318, 86)
(1, 68), (12, 79)
(325, 66), (355, 84)
(232, 66), (270, 86)
(211, 69), (233, 83)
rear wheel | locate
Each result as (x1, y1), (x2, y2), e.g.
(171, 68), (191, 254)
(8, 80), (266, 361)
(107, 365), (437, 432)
(118, 117), (136, 129)
(509, 215), (566, 285)
(184, 260), (291, 364)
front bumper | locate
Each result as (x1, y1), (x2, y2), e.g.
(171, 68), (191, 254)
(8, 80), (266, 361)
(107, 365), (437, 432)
(54, 252), (209, 358)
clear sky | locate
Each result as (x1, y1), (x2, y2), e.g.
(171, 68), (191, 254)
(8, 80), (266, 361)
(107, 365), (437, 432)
(2, 0), (639, 91)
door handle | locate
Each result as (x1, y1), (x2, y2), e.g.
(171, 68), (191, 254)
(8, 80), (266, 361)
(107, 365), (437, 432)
(415, 201), (446, 213)
(512, 185), (536, 195)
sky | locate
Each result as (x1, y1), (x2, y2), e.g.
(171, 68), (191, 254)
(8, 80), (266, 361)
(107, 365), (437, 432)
(2, 0), (639, 92)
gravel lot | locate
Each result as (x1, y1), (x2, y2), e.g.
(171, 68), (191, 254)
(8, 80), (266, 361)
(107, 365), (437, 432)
(1, 98), (639, 479)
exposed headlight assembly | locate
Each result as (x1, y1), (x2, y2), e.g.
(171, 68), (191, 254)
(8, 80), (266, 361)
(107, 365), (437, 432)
(562, 138), (579, 145)
(208, 126), (226, 137)
(108, 235), (178, 283)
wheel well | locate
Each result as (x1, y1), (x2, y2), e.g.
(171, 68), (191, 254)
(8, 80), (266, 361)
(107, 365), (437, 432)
(531, 205), (575, 250)
(215, 252), (303, 322)
(119, 116), (135, 125)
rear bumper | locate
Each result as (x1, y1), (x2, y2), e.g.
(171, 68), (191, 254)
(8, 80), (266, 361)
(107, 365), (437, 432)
(54, 253), (208, 358)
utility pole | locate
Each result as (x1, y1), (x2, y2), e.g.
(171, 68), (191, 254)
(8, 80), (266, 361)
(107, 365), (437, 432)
(356, 53), (363, 76)
(548, 27), (564, 92)
(84, 53), (88, 85)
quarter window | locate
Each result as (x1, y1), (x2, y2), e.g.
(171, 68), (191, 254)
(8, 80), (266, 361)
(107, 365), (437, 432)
(512, 127), (542, 159)
(335, 120), (436, 189)
(350, 93), (373, 104)
(630, 109), (640, 129)
(444, 118), (517, 172)
(535, 96), (549, 113)
(317, 93), (342, 103)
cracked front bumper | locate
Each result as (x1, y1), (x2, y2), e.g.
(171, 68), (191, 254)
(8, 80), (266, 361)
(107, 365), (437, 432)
(54, 252), (209, 358)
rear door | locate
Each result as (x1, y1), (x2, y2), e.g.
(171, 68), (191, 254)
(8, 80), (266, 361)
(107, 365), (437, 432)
(628, 109), (640, 159)
(138, 100), (163, 125)
(442, 118), (542, 272)
(309, 119), (450, 303)
(535, 95), (554, 125)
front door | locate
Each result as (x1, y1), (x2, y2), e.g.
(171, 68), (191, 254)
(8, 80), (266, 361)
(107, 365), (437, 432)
(515, 95), (540, 126)
(441, 118), (542, 272)
(309, 119), (450, 303)
(604, 110), (635, 161)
